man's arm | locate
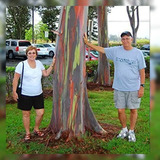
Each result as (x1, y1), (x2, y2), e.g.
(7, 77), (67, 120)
(138, 68), (145, 98)
(83, 33), (105, 54)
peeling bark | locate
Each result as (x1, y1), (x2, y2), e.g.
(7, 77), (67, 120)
(55, 0), (123, 6)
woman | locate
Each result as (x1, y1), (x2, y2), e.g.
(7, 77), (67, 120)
(12, 46), (56, 141)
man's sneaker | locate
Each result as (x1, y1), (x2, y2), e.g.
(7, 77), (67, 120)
(117, 129), (128, 139)
(128, 130), (136, 142)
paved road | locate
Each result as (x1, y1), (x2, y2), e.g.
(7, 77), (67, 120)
(6, 56), (53, 67)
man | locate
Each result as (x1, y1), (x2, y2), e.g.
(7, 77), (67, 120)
(83, 31), (146, 142)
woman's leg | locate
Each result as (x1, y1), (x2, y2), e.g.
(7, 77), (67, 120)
(34, 109), (44, 131)
(22, 111), (30, 134)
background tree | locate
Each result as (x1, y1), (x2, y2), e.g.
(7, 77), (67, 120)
(94, 6), (111, 86)
(25, 27), (33, 41)
(126, 6), (139, 45)
(25, 21), (49, 43)
(49, 6), (105, 140)
(37, 7), (60, 42)
(109, 34), (120, 41)
(55, 0), (124, 5)
(88, 7), (98, 41)
(6, 6), (31, 39)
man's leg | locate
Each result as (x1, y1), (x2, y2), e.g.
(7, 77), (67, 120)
(115, 90), (128, 138)
(117, 108), (128, 138)
(118, 108), (127, 128)
(130, 109), (138, 130)
(128, 109), (137, 142)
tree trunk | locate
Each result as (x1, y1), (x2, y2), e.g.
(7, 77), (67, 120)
(56, 0), (123, 5)
(57, 0), (92, 5)
(49, 6), (105, 139)
(126, 6), (139, 45)
(94, 6), (111, 86)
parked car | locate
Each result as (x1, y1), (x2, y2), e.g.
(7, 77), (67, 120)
(141, 44), (150, 50)
(140, 44), (150, 57)
(85, 49), (99, 61)
(43, 43), (56, 57)
(6, 39), (31, 59)
(32, 44), (49, 58)
(50, 43), (56, 47)
(141, 50), (150, 58)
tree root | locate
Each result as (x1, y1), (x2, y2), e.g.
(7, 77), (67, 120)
(55, 128), (62, 140)
(45, 135), (55, 151)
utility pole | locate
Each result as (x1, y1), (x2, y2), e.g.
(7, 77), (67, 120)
(32, 6), (34, 44)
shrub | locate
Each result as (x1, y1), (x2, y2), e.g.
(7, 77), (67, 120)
(6, 58), (150, 96)
(86, 60), (98, 76)
(0, 77), (6, 106)
(145, 57), (150, 76)
(155, 65), (160, 83)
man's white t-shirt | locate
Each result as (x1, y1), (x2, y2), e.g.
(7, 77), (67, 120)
(15, 60), (45, 96)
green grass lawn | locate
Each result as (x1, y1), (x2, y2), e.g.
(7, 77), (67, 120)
(6, 79), (150, 154)
(0, 119), (6, 158)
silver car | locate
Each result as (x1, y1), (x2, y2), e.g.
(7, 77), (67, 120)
(32, 44), (49, 58)
(141, 50), (150, 58)
(43, 43), (56, 57)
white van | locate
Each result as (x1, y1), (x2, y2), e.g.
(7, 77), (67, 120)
(6, 39), (31, 59)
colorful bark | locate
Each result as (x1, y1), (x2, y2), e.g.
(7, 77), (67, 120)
(96, 6), (111, 86)
(56, 0), (122, 5)
(57, 0), (92, 6)
(49, 6), (104, 138)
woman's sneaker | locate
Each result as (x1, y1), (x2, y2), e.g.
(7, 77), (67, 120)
(128, 130), (136, 142)
(117, 128), (128, 139)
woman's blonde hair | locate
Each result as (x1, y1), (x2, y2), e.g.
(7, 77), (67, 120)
(26, 46), (38, 56)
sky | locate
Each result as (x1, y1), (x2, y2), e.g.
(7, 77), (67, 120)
(34, 6), (150, 39)
(150, 0), (160, 46)
(108, 6), (150, 39)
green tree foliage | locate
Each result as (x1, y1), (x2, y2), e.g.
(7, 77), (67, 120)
(37, 6), (60, 42)
(6, 6), (31, 39)
(25, 27), (32, 41)
(109, 34), (120, 41)
(88, 6), (97, 20)
(25, 21), (49, 43)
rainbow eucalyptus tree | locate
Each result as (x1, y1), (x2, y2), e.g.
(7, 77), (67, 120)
(56, 0), (123, 5)
(94, 6), (111, 86)
(57, 0), (94, 5)
(49, 6), (106, 140)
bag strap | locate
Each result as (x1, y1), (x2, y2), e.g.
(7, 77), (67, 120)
(20, 62), (24, 89)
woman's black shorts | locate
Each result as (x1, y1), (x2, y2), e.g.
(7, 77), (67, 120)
(17, 93), (44, 111)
